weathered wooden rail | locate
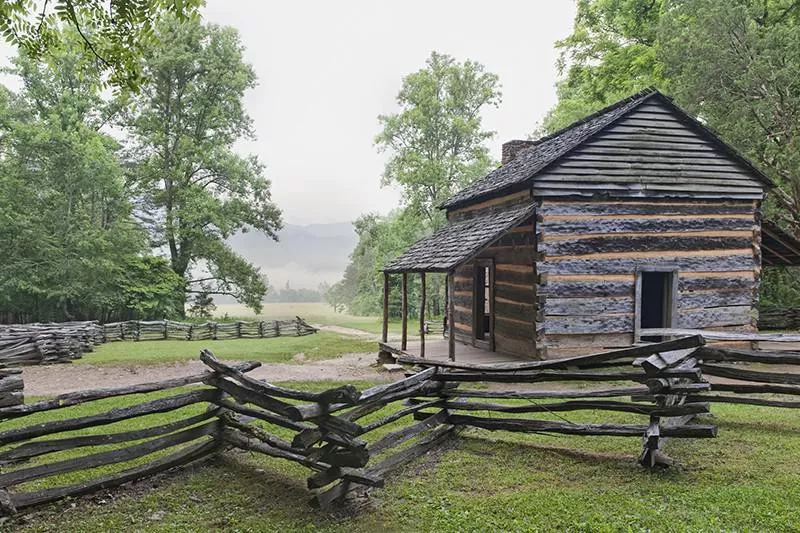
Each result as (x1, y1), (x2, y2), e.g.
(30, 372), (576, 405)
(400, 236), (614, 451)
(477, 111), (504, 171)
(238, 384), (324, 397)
(0, 317), (317, 367)
(103, 317), (317, 342)
(8, 333), (800, 517)
(758, 306), (800, 331)
(393, 334), (716, 469)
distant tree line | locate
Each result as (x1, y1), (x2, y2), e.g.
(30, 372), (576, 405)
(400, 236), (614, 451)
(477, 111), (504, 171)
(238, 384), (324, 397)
(265, 283), (325, 304)
(0, 15), (281, 323)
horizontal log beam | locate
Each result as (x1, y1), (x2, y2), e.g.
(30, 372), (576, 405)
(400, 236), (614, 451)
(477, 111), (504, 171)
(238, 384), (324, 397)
(0, 362), (259, 419)
(10, 438), (219, 511)
(448, 414), (717, 438)
(0, 421), (219, 488)
(0, 389), (217, 446)
(0, 409), (220, 464)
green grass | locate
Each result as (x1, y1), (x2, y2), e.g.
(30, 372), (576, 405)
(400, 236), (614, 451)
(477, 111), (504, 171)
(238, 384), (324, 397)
(78, 331), (378, 365)
(6, 385), (800, 532)
(213, 302), (424, 336)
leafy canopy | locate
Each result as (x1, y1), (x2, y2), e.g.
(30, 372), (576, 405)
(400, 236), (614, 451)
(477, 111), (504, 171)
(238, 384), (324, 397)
(0, 0), (203, 91)
(0, 34), (181, 321)
(376, 51), (502, 229)
(126, 16), (282, 313)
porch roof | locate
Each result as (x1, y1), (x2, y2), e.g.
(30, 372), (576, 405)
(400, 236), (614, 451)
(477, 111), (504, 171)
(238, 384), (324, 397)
(383, 203), (537, 273)
(762, 220), (800, 266)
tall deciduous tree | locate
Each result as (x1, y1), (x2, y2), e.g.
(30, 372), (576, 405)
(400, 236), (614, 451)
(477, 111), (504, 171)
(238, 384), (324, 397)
(0, 37), (181, 322)
(126, 17), (282, 313)
(376, 51), (502, 229)
(542, 0), (665, 133)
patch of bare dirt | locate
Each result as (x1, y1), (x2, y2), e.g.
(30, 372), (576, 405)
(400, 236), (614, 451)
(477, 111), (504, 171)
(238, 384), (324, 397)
(317, 325), (377, 338)
(20, 352), (393, 397)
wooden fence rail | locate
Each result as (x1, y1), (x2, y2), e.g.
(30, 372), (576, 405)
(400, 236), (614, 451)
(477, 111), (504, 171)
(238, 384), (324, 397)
(0, 337), (722, 517)
(8, 333), (800, 516)
(0, 317), (317, 367)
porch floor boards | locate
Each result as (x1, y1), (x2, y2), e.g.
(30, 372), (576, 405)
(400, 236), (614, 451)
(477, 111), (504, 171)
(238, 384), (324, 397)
(391, 338), (524, 364)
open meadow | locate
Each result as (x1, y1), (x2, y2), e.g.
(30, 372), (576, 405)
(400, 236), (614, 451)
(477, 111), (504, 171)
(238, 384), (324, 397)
(214, 302), (407, 336)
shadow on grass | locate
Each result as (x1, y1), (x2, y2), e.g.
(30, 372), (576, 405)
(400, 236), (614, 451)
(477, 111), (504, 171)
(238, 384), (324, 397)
(457, 433), (637, 468)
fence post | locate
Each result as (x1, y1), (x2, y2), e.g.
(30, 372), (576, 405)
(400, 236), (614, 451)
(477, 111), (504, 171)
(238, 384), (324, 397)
(237, 321), (242, 338)
(213, 322), (218, 340)
(275, 320), (280, 337)
(163, 319), (168, 340)
(258, 321), (264, 338)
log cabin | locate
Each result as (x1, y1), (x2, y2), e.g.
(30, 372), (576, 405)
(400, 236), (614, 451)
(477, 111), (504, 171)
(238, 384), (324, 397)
(381, 89), (800, 359)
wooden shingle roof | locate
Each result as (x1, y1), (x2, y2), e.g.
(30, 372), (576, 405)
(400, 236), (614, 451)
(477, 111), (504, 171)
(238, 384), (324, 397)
(441, 89), (774, 209)
(383, 203), (536, 273)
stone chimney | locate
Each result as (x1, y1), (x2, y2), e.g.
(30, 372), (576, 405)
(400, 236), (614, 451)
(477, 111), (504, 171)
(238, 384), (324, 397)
(501, 139), (536, 165)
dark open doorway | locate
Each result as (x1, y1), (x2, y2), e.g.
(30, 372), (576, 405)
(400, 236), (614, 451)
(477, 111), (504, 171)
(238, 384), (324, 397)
(473, 260), (494, 349)
(638, 270), (676, 342)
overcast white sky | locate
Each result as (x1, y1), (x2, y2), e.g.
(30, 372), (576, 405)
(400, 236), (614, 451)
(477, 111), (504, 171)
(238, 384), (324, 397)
(1, 1), (577, 225)
(202, 0), (576, 224)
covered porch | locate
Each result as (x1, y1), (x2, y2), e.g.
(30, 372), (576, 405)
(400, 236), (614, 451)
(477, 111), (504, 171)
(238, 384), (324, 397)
(378, 203), (537, 362)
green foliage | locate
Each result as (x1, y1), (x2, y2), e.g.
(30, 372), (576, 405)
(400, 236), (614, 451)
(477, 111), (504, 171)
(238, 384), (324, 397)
(376, 51), (502, 228)
(0, 0), (203, 91)
(542, 0), (666, 133)
(125, 16), (282, 314)
(187, 290), (216, 319)
(0, 38), (170, 322)
(760, 267), (800, 307)
(117, 256), (185, 319)
(333, 52), (501, 317)
(264, 282), (324, 303)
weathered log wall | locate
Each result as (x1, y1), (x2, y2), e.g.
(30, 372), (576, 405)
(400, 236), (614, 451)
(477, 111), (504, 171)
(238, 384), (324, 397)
(537, 199), (759, 356)
(451, 217), (538, 359)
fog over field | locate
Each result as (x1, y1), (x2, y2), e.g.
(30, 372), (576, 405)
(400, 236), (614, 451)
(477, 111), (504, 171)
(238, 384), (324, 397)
(227, 222), (357, 291)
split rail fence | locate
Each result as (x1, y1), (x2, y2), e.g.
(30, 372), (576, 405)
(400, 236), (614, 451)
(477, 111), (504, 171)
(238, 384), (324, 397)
(4, 333), (800, 517)
(0, 318), (317, 367)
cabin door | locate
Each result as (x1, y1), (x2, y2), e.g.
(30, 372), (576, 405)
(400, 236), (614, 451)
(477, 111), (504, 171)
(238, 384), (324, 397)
(635, 269), (677, 342)
(473, 259), (495, 350)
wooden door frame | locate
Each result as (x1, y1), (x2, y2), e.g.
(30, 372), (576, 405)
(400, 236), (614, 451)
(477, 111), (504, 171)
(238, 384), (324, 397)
(472, 258), (495, 351)
(633, 266), (678, 343)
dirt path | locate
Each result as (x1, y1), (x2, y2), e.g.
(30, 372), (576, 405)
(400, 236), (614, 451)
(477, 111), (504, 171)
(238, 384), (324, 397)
(317, 325), (378, 338)
(20, 352), (395, 397)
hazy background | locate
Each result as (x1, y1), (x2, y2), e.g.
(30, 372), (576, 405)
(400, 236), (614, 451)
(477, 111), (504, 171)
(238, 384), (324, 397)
(0, 1), (577, 291)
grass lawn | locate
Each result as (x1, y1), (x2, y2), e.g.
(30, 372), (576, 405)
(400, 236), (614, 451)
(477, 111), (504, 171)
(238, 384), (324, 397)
(5, 383), (800, 532)
(214, 302), (424, 336)
(78, 331), (377, 365)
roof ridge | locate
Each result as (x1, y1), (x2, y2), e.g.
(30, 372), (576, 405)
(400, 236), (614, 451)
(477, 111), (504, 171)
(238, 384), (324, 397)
(529, 87), (659, 147)
(440, 88), (660, 209)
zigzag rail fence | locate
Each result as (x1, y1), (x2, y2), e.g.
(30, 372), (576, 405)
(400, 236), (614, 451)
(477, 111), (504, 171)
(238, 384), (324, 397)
(2, 333), (800, 516)
(0, 317), (318, 367)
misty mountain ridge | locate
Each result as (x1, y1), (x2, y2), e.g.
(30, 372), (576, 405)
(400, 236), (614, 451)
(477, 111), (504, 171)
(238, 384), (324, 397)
(227, 222), (357, 292)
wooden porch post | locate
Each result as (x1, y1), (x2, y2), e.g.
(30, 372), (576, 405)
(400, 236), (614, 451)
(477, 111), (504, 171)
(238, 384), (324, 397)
(448, 270), (455, 361)
(419, 272), (426, 358)
(381, 272), (389, 344)
(401, 272), (408, 350)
